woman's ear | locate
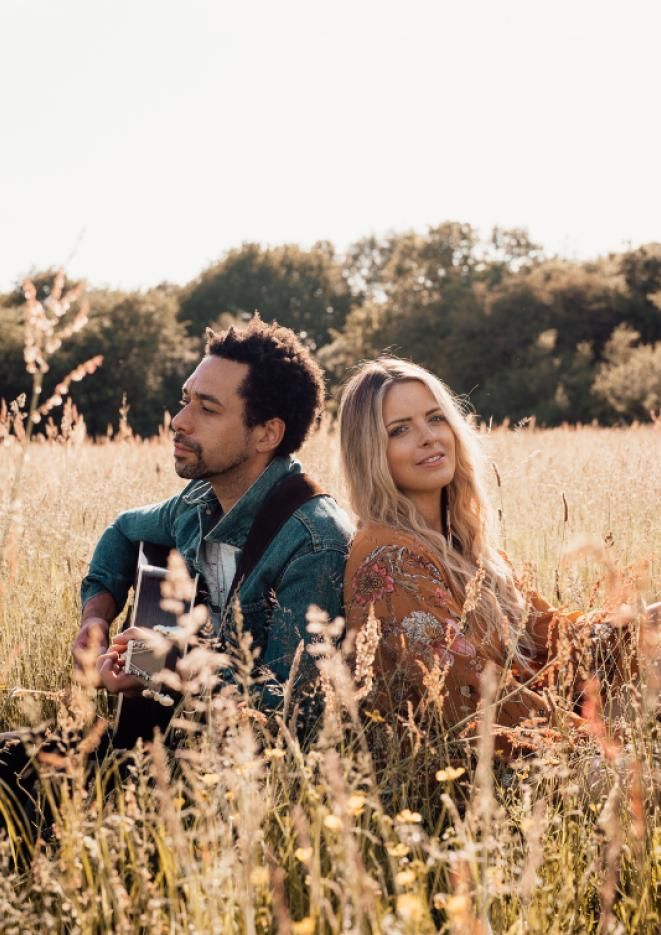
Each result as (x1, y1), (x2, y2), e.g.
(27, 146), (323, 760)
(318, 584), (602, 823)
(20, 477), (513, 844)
(254, 417), (286, 454)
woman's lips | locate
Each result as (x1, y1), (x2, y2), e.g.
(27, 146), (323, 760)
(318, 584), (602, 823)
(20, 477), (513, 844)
(416, 453), (445, 467)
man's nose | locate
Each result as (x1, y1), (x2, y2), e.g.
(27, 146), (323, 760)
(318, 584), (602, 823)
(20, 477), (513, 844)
(172, 405), (189, 432)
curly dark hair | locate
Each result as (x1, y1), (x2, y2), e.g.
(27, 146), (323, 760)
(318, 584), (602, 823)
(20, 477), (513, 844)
(205, 315), (325, 457)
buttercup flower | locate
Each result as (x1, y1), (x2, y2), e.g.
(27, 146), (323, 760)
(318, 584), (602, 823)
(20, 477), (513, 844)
(436, 766), (466, 782)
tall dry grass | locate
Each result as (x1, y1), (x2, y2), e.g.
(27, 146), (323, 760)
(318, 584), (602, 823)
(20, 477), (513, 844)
(0, 418), (659, 933)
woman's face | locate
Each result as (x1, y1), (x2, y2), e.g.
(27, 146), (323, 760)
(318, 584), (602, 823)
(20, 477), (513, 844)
(382, 380), (456, 503)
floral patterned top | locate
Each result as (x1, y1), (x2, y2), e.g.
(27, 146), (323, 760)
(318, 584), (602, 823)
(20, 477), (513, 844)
(344, 524), (601, 743)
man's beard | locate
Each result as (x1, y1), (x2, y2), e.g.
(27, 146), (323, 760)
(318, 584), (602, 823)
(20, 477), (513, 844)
(174, 436), (250, 481)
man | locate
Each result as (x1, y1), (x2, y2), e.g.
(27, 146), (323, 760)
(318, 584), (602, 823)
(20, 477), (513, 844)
(73, 315), (352, 719)
(0, 316), (350, 852)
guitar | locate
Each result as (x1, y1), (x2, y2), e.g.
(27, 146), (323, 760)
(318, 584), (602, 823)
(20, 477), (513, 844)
(112, 542), (198, 748)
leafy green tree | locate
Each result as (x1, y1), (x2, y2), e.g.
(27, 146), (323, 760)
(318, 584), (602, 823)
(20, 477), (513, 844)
(0, 272), (88, 408)
(325, 229), (661, 425)
(1, 282), (196, 437)
(592, 325), (661, 420)
(56, 287), (196, 436)
(324, 224), (481, 387)
(319, 299), (390, 394)
(473, 257), (660, 422)
(5, 231), (660, 431)
(341, 234), (401, 303)
(481, 227), (544, 286)
(383, 222), (478, 303)
(180, 242), (352, 349)
(0, 304), (28, 403)
(620, 243), (661, 301)
(515, 260), (627, 356)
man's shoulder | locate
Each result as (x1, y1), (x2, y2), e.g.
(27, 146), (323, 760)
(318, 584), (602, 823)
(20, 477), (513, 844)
(264, 461), (353, 551)
(292, 493), (353, 548)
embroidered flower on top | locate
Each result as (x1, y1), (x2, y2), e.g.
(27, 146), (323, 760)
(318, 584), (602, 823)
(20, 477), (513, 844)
(399, 612), (477, 668)
(353, 561), (396, 606)
(401, 610), (441, 643)
(432, 584), (452, 606)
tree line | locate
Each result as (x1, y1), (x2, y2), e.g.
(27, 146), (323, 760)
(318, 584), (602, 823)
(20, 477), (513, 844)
(1, 224), (660, 436)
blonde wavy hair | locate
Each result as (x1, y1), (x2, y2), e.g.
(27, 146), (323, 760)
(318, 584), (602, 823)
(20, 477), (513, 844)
(338, 357), (533, 667)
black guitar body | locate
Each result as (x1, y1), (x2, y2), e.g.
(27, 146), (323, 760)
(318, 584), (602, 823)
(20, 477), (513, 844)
(112, 542), (196, 749)
(112, 688), (179, 749)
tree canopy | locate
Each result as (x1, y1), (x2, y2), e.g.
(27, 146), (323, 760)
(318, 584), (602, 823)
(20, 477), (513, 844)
(179, 242), (352, 350)
(2, 229), (660, 436)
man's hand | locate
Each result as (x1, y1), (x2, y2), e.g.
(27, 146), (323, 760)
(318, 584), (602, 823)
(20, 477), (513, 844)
(72, 617), (110, 688)
(73, 617), (109, 661)
(73, 592), (117, 686)
(96, 627), (152, 697)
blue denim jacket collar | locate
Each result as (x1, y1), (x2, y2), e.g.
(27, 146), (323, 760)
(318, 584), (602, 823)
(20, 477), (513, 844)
(182, 455), (300, 550)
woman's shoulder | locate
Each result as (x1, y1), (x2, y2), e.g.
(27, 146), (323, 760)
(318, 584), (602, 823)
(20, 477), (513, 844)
(344, 522), (455, 620)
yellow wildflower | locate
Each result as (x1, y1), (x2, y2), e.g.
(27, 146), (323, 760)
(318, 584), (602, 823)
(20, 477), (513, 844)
(347, 793), (367, 816)
(395, 809), (422, 824)
(387, 843), (410, 857)
(200, 772), (221, 786)
(396, 893), (425, 923)
(364, 709), (385, 723)
(435, 766), (466, 782)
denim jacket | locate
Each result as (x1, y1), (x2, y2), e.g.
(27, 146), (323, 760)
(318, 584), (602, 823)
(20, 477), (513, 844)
(81, 456), (353, 710)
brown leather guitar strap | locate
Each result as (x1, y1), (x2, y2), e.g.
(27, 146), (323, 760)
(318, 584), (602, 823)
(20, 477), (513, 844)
(222, 472), (324, 622)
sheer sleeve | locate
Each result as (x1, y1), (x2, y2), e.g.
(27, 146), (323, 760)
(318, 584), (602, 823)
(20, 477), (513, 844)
(522, 585), (624, 701)
(498, 553), (585, 663)
(524, 592), (583, 659)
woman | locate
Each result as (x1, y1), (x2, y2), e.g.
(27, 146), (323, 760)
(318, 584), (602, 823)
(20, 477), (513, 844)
(339, 358), (652, 753)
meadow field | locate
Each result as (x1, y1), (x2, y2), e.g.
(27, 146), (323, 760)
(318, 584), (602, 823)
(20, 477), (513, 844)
(0, 422), (659, 933)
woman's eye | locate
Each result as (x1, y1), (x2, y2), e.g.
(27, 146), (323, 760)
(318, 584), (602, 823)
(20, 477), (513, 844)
(430, 414), (445, 423)
(388, 425), (406, 437)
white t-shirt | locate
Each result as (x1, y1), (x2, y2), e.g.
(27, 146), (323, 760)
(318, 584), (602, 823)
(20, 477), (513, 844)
(199, 540), (240, 634)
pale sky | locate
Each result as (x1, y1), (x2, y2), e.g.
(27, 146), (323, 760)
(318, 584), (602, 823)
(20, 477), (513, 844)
(1, 0), (659, 292)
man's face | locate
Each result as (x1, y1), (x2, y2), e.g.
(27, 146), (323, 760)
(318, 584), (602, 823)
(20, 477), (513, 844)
(171, 356), (259, 482)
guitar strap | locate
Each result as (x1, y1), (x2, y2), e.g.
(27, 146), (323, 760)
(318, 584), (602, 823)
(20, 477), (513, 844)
(221, 472), (324, 624)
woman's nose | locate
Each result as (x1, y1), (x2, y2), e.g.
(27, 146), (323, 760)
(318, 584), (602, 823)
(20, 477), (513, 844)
(418, 421), (435, 443)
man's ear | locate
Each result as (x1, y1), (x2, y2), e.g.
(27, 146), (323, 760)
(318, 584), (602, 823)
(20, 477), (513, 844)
(254, 418), (286, 454)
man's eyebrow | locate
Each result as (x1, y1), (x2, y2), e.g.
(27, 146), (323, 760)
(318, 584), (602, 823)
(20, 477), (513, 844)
(181, 387), (223, 406)
(385, 406), (441, 428)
